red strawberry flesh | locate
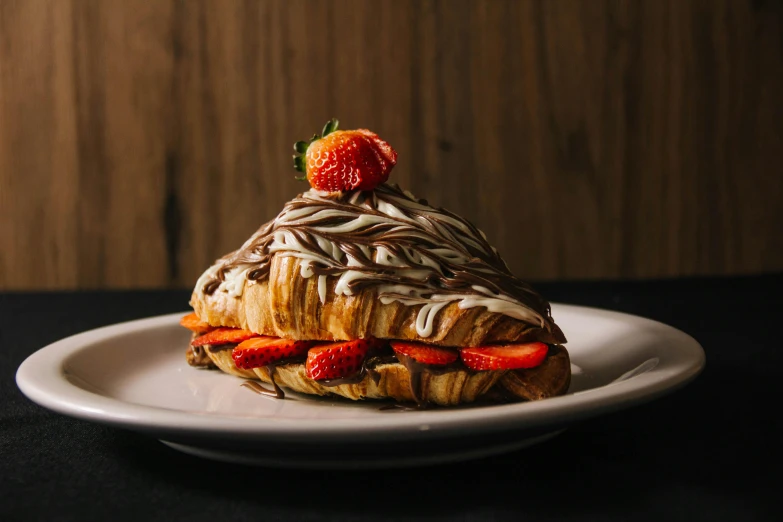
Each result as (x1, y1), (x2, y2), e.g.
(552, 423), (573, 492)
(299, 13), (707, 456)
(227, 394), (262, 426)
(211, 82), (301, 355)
(297, 123), (397, 192)
(390, 341), (458, 366)
(233, 337), (315, 370)
(305, 339), (374, 381)
(191, 328), (260, 347)
(460, 342), (549, 371)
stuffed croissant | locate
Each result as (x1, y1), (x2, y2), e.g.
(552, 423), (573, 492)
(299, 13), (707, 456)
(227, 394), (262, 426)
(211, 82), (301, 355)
(181, 119), (570, 407)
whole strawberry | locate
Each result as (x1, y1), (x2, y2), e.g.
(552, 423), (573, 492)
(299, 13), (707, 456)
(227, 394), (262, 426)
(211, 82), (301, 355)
(293, 119), (397, 192)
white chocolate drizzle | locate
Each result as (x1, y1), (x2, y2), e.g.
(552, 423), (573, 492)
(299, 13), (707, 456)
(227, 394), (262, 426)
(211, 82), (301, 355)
(198, 184), (558, 338)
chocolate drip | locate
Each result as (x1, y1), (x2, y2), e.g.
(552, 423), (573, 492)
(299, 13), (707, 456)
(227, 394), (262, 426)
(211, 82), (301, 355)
(265, 365), (285, 399)
(238, 355), (310, 400)
(262, 356), (310, 399)
(241, 380), (282, 399)
(187, 340), (234, 368)
(396, 354), (466, 406)
(200, 183), (557, 333)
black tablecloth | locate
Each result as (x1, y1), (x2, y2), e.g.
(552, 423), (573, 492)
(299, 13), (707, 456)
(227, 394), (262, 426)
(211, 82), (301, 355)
(2, 276), (779, 521)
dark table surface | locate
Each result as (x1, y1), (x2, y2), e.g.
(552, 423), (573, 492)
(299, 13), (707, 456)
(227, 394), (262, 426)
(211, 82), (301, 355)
(2, 276), (779, 522)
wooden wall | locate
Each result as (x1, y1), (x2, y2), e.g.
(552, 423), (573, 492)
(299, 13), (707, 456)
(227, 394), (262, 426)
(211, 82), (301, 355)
(1, 0), (781, 290)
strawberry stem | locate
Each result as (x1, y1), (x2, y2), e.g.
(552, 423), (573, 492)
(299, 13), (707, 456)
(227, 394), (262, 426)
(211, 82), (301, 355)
(292, 118), (340, 179)
(293, 155), (306, 173)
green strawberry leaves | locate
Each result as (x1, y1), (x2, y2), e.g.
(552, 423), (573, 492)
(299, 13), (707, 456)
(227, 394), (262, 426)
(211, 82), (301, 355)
(321, 118), (339, 137)
(292, 118), (340, 178)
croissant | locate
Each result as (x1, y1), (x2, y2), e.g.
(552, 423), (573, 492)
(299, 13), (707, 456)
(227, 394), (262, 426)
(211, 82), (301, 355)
(185, 184), (570, 406)
(191, 256), (566, 347)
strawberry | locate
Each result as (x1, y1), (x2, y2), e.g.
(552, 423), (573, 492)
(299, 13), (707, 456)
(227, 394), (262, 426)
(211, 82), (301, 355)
(460, 342), (549, 371)
(233, 337), (315, 370)
(293, 118), (397, 192)
(305, 338), (376, 381)
(179, 312), (214, 334)
(191, 327), (260, 347)
(390, 341), (458, 366)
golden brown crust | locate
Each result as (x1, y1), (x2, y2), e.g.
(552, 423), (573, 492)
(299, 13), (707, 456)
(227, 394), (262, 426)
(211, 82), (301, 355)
(189, 256), (571, 405)
(191, 256), (566, 347)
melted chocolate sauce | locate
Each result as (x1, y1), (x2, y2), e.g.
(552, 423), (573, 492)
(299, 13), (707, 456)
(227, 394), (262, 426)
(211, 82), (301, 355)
(208, 343), (235, 352)
(188, 340), (236, 368)
(255, 356), (309, 399)
(199, 183), (559, 336)
(241, 380), (282, 399)
(240, 358), (305, 400)
(395, 354), (467, 406)
(264, 366), (285, 399)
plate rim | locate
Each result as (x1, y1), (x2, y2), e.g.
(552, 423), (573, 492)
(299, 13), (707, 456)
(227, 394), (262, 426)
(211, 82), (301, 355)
(16, 303), (706, 442)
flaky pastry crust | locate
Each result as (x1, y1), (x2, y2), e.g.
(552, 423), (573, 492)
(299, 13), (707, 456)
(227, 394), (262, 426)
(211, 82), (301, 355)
(189, 251), (570, 406)
(191, 256), (566, 347)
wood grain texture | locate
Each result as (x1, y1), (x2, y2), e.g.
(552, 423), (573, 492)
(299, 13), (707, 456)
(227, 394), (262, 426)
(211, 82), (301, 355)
(1, 0), (781, 290)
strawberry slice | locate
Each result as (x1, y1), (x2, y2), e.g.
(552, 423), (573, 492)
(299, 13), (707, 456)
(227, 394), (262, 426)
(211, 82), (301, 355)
(305, 338), (376, 381)
(233, 337), (315, 370)
(179, 312), (214, 334)
(191, 327), (259, 347)
(460, 342), (549, 371)
(390, 341), (458, 366)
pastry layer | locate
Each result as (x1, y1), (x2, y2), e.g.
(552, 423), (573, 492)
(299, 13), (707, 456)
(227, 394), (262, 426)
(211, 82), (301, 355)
(199, 343), (571, 406)
(192, 256), (565, 347)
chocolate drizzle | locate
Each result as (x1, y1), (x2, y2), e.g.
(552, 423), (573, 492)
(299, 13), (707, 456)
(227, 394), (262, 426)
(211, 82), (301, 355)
(198, 183), (559, 335)
(263, 356), (309, 399)
(240, 357), (309, 400)
(241, 380), (284, 399)
(264, 365), (286, 399)
(396, 353), (466, 406)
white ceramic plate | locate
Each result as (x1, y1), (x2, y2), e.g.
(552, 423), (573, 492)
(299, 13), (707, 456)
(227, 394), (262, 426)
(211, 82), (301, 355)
(16, 304), (704, 468)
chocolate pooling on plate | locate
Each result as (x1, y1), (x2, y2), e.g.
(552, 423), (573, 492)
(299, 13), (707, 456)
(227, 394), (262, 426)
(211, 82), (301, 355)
(197, 183), (558, 338)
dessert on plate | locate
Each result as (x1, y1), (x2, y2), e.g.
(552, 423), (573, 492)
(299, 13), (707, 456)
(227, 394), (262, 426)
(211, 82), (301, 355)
(180, 119), (570, 407)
